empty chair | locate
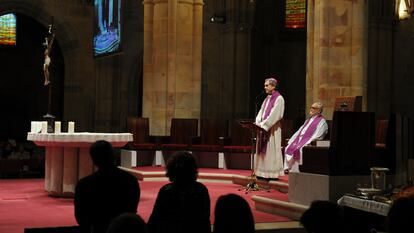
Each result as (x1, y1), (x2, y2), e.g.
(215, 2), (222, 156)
(372, 114), (397, 174)
(190, 119), (228, 168)
(160, 118), (198, 151)
(190, 119), (228, 152)
(221, 120), (254, 169)
(375, 119), (389, 148)
(127, 117), (157, 151)
(222, 120), (254, 153)
(125, 117), (157, 166)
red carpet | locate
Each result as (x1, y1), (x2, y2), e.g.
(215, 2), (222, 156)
(0, 175), (290, 233)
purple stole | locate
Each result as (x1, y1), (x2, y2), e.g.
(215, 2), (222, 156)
(285, 114), (324, 160)
(258, 91), (280, 153)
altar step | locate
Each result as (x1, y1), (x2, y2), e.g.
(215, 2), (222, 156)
(252, 195), (309, 221)
(121, 166), (308, 223)
(120, 166), (289, 194)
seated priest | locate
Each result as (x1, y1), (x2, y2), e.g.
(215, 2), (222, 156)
(284, 102), (328, 173)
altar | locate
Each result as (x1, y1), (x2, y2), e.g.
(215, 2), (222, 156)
(27, 132), (133, 197)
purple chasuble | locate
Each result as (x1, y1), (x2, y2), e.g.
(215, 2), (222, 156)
(285, 114), (324, 160)
(258, 91), (280, 153)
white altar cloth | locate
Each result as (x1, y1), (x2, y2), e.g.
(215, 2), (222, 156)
(27, 132), (132, 145)
(338, 195), (391, 216)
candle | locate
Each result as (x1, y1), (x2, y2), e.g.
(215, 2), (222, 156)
(68, 121), (75, 133)
(41, 121), (48, 134)
(55, 121), (61, 133)
(30, 121), (36, 133)
(36, 122), (42, 133)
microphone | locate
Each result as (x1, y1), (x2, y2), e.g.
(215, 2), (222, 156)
(255, 90), (265, 101)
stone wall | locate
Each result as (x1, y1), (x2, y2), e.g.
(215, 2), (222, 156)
(0, 0), (144, 133)
(307, 0), (368, 119)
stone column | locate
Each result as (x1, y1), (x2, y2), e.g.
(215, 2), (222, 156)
(191, 0), (203, 118)
(307, 0), (368, 119)
(143, 0), (203, 135)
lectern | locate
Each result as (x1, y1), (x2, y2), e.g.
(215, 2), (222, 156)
(238, 120), (269, 193)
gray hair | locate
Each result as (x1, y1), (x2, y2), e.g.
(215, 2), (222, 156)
(265, 78), (278, 87)
(313, 102), (323, 113)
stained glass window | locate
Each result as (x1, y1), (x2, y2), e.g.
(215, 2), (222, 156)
(0, 13), (17, 45)
(285, 0), (306, 29)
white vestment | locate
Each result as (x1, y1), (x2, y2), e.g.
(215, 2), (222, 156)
(254, 94), (285, 178)
(283, 115), (328, 173)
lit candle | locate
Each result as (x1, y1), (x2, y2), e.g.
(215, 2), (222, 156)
(68, 121), (75, 133)
(55, 121), (61, 133)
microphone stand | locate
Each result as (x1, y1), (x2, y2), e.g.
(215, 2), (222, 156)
(240, 91), (269, 194)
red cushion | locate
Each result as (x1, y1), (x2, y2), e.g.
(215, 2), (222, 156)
(222, 145), (253, 153)
(160, 144), (188, 150)
(190, 144), (221, 152)
(132, 143), (157, 150)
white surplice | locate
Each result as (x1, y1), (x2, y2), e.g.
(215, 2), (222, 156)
(283, 115), (328, 172)
(254, 94), (285, 179)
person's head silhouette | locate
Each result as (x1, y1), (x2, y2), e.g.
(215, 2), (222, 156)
(213, 193), (255, 233)
(300, 200), (344, 233)
(89, 140), (115, 170)
(165, 151), (198, 185)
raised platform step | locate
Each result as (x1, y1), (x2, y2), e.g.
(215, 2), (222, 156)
(120, 166), (289, 194)
(120, 166), (305, 228)
(252, 195), (309, 221)
(255, 222), (305, 233)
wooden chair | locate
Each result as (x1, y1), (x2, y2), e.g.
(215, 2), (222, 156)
(334, 96), (362, 112)
(221, 119), (254, 169)
(375, 119), (389, 148)
(190, 119), (228, 152)
(372, 115), (396, 174)
(124, 117), (157, 167)
(189, 119), (228, 168)
(160, 118), (198, 151)
(222, 120), (254, 153)
(126, 117), (156, 150)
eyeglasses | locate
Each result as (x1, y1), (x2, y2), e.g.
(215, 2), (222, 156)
(310, 106), (319, 110)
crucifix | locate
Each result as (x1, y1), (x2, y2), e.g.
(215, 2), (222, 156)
(43, 18), (55, 133)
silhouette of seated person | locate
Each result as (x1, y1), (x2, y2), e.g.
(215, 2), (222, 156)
(213, 193), (255, 233)
(147, 151), (211, 233)
(300, 200), (345, 233)
(387, 196), (414, 233)
(107, 213), (148, 233)
(74, 140), (140, 233)
(284, 102), (328, 173)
